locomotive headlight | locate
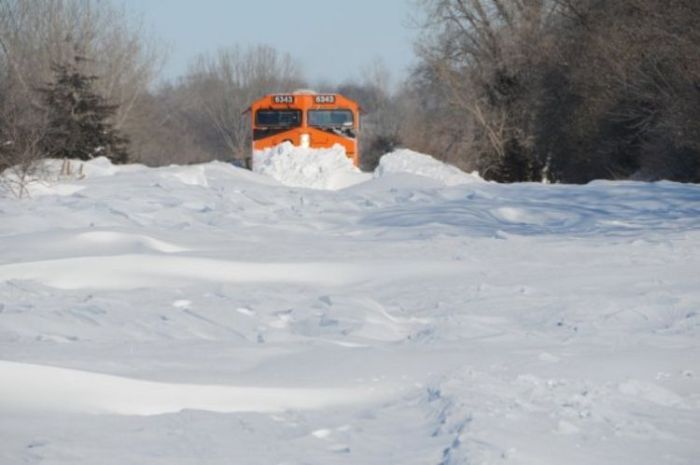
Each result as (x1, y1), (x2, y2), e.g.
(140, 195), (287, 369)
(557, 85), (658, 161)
(300, 133), (310, 148)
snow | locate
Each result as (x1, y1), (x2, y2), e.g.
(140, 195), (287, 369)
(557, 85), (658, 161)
(0, 255), (467, 290)
(252, 142), (370, 190)
(0, 361), (387, 416)
(375, 148), (484, 186)
(0, 156), (146, 198)
(1, 150), (699, 465)
(251, 144), (483, 190)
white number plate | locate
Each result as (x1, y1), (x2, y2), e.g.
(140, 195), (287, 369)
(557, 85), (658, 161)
(273, 95), (295, 104)
(314, 95), (336, 104)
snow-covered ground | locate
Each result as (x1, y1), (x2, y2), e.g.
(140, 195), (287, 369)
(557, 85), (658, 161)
(1, 150), (699, 465)
(253, 142), (371, 190)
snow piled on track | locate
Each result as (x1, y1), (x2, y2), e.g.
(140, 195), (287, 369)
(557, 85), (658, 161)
(375, 148), (483, 185)
(252, 142), (483, 189)
(1, 151), (700, 465)
(253, 142), (370, 190)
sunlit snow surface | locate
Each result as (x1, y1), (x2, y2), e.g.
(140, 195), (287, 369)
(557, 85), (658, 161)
(1, 152), (699, 465)
(253, 142), (371, 190)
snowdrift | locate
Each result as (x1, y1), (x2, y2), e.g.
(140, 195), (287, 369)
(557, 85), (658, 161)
(0, 156), (148, 197)
(0, 361), (385, 416)
(3, 145), (480, 196)
(375, 149), (484, 186)
(252, 142), (370, 190)
(252, 143), (482, 190)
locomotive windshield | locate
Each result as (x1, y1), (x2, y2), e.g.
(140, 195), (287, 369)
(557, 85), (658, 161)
(308, 110), (354, 128)
(255, 110), (302, 128)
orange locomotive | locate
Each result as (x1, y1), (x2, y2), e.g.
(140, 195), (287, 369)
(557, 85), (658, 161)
(246, 90), (361, 167)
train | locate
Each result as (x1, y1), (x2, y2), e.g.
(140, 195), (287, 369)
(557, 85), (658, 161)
(245, 90), (361, 167)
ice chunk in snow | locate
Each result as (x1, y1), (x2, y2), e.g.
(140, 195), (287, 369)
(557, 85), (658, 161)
(252, 142), (370, 190)
(375, 149), (483, 186)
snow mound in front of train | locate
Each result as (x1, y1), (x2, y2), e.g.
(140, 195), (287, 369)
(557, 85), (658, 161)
(375, 149), (485, 186)
(252, 143), (483, 190)
(253, 142), (370, 190)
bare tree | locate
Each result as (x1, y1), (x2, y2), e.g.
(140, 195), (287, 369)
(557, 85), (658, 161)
(0, 91), (47, 197)
(0, 0), (163, 165)
(415, 0), (561, 181)
(182, 45), (305, 164)
(335, 59), (405, 170)
(124, 87), (214, 166)
(412, 0), (700, 182)
(545, 0), (700, 181)
(1, 0), (163, 120)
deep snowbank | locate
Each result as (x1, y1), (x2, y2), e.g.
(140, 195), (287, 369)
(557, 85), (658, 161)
(3, 145), (480, 195)
(375, 149), (484, 186)
(252, 142), (370, 190)
(252, 143), (482, 190)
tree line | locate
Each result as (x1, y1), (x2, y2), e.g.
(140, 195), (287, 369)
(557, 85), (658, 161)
(410, 0), (700, 183)
(1, 0), (698, 183)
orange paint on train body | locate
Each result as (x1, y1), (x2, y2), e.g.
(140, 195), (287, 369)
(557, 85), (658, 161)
(247, 91), (361, 167)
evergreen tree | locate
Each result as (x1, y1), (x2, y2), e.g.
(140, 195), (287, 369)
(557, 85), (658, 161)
(40, 57), (129, 164)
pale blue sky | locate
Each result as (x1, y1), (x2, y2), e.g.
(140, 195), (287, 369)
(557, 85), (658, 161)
(121, 0), (419, 85)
